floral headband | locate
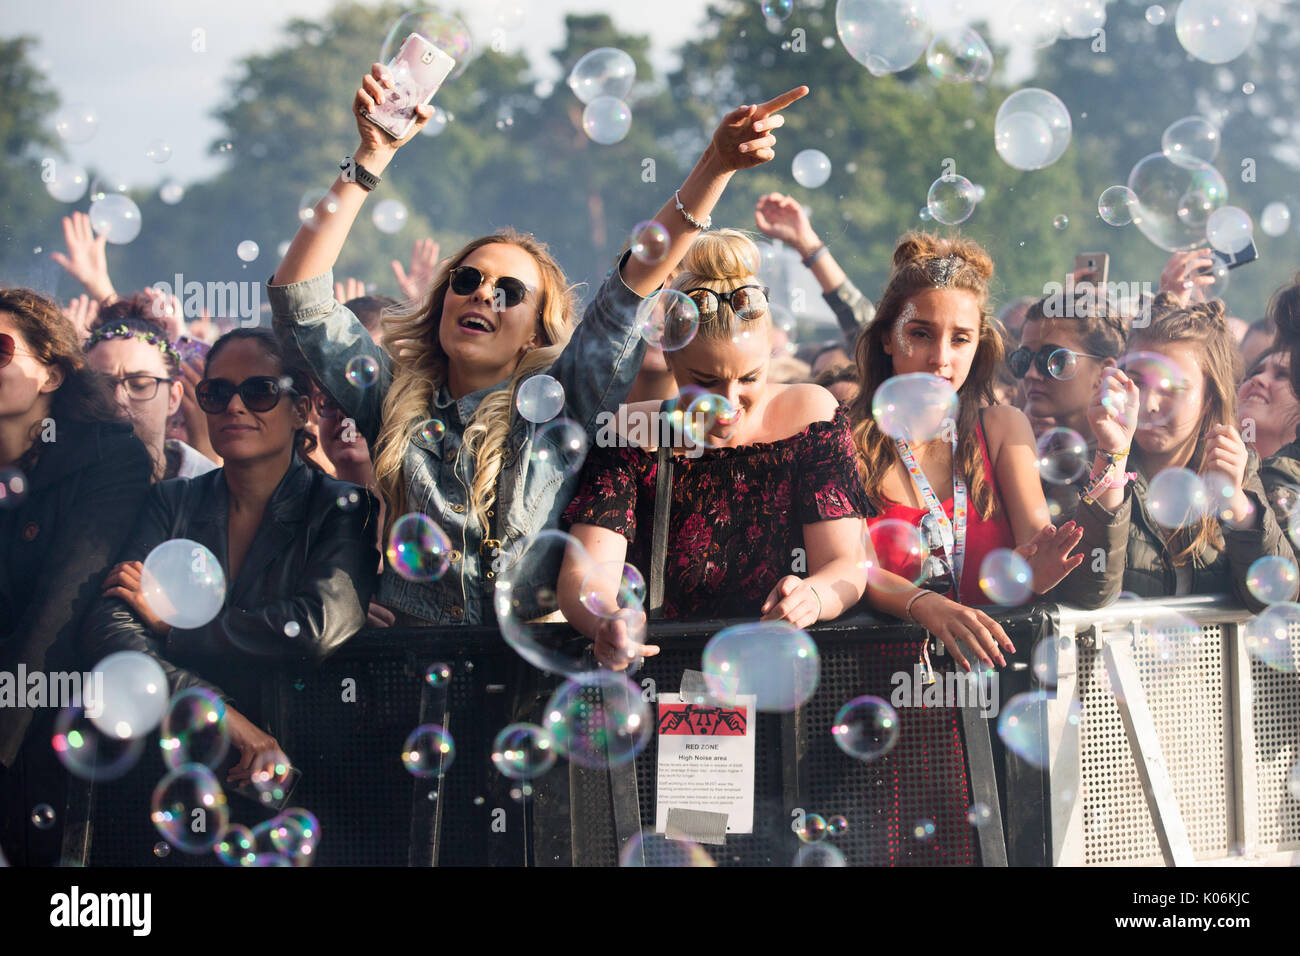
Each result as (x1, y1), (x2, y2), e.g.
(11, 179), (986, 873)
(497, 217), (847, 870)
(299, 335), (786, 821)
(85, 323), (181, 364)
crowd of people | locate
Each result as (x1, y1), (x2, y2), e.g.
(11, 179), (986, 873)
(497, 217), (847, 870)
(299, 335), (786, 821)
(4, 66), (1300, 865)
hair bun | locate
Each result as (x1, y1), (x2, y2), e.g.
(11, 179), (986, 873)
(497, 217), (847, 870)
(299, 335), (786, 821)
(891, 231), (994, 284)
(679, 228), (763, 283)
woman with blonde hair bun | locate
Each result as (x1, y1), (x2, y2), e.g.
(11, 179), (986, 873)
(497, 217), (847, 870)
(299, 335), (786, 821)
(848, 232), (1086, 671)
(560, 228), (871, 669)
(271, 64), (807, 625)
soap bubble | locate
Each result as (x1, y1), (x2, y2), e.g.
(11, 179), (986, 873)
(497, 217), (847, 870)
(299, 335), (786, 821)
(919, 206), (934, 222)
(516, 374), (565, 424)
(1036, 427), (1089, 484)
(530, 417), (589, 477)
(762, 0), (794, 20)
(269, 808), (320, 864)
(159, 180), (185, 205)
(835, 0), (931, 74)
(0, 467), (28, 509)
(1161, 116), (1221, 169)
(1032, 637), (1062, 689)
(214, 824), (256, 866)
(420, 105), (449, 137)
(831, 695), (899, 761)
(153, 841), (170, 858)
(386, 512), (452, 582)
(619, 832), (716, 866)
(629, 220), (670, 265)
(380, 10), (473, 79)
(425, 662), (451, 686)
(684, 393), (739, 447)
(419, 420), (446, 442)
(1175, 0), (1257, 64)
(913, 818), (937, 840)
(52, 706), (145, 781)
(793, 843), (847, 866)
(145, 139), (172, 164)
(1146, 468), (1209, 529)
(217, 141), (234, 154)
(995, 88), (1071, 171)
(967, 803), (993, 826)
(1098, 185), (1138, 226)
(1061, 0), (1106, 38)
(1242, 602), (1300, 672)
(31, 804), (56, 830)
(298, 188), (340, 225)
(702, 621), (819, 712)
(88, 172), (129, 202)
(1053, 214), (1070, 231)
(998, 691), (1049, 768)
(925, 28), (993, 83)
(635, 289), (699, 351)
(1206, 205), (1254, 255)
(1130, 611), (1205, 688)
(401, 724), (455, 776)
(1127, 153), (1228, 252)
(1247, 556), (1299, 605)
(53, 104), (98, 143)
(979, 549), (1034, 605)
(827, 814), (849, 835)
(1261, 202), (1291, 237)
(1117, 350), (1190, 429)
(491, 723), (558, 779)
(544, 670), (651, 768)
(926, 174), (978, 225)
(345, 355), (379, 388)
(372, 198), (408, 234)
(579, 561), (646, 619)
(581, 97), (632, 145)
(139, 538), (226, 629)
(88, 194), (142, 245)
(797, 813), (828, 843)
(283, 620), (300, 638)
(567, 47), (636, 103)
(495, 530), (601, 676)
(44, 162), (88, 203)
(1146, 5), (1167, 26)
(159, 688), (229, 771)
(235, 240), (259, 263)
(864, 518), (928, 588)
(792, 149), (832, 189)
(250, 753), (295, 807)
(86, 652), (167, 746)
(151, 764), (229, 853)
(1008, 2), (1061, 48)
(872, 372), (958, 442)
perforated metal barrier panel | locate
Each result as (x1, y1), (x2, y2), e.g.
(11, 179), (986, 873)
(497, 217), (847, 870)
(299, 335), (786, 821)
(1246, 637), (1300, 856)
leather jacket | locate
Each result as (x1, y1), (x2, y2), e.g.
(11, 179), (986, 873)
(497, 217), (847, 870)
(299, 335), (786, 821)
(0, 420), (151, 767)
(81, 455), (380, 718)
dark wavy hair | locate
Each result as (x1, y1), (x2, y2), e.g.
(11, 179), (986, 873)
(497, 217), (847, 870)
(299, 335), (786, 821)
(0, 287), (124, 470)
(203, 328), (319, 466)
(88, 294), (181, 377)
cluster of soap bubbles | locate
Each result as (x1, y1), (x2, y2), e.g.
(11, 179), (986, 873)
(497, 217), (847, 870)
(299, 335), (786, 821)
(214, 808), (320, 866)
(569, 48), (636, 145)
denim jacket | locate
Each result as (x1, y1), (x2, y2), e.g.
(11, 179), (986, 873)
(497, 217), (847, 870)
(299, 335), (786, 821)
(269, 261), (648, 626)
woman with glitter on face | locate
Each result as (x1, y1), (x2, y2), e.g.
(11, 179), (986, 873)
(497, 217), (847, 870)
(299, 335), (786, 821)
(847, 233), (1086, 672)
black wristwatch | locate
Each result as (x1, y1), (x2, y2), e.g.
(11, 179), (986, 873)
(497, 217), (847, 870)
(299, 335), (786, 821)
(340, 155), (381, 191)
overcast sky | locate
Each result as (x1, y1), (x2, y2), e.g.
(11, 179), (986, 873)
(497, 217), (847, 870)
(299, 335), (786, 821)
(7, 0), (1032, 189)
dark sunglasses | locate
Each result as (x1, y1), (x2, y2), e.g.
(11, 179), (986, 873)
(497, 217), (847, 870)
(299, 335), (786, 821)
(0, 332), (36, 370)
(196, 375), (297, 414)
(683, 285), (771, 321)
(448, 266), (532, 310)
(1007, 344), (1107, 380)
(919, 515), (955, 596)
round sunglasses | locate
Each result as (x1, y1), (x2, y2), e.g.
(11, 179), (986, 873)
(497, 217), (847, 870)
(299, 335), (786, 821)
(1007, 344), (1107, 380)
(448, 266), (533, 310)
(195, 375), (297, 414)
(683, 284), (771, 321)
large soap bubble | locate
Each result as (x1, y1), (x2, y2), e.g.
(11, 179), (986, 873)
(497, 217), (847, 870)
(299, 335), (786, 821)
(1175, 0), (1257, 64)
(567, 47), (636, 104)
(995, 89), (1072, 171)
(88, 194), (142, 245)
(380, 9), (473, 79)
(1127, 153), (1228, 252)
(702, 621), (819, 712)
(1205, 205), (1254, 255)
(925, 28), (993, 83)
(141, 538), (226, 628)
(836, 0), (931, 75)
(581, 97), (632, 145)
(151, 764), (229, 853)
(1161, 116), (1221, 169)
(544, 670), (651, 768)
(872, 373), (958, 443)
(927, 175), (978, 225)
(91, 651), (169, 741)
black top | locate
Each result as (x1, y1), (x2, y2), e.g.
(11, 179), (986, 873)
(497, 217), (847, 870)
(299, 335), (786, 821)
(81, 456), (380, 721)
(0, 419), (152, 766)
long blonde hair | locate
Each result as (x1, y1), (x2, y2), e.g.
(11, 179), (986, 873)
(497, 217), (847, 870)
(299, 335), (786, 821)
(669, 229), (771, 341)
(848, 232), (1003, 519)
(374, 229), (578, 539)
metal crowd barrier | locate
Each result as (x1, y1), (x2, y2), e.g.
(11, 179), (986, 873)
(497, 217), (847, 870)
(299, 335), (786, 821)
(71, 596), (1299, 867)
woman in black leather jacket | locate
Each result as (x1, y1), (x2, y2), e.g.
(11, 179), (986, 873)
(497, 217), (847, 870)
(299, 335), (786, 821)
(0, 288), (152, 866)
(82, 328), (380, 790)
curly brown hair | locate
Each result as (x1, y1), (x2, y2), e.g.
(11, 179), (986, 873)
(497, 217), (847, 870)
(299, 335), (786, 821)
(847, 232), (1004, 519)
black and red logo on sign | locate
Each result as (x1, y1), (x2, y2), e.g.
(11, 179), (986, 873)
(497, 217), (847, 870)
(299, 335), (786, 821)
(657, 703), (748, 736)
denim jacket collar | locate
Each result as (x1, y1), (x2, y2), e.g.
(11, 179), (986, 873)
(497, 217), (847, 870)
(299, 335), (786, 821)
(435, 377), (510, 426)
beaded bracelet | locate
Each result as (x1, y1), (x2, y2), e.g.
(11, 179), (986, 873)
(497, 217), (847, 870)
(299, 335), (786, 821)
(674, 189), (712, 231)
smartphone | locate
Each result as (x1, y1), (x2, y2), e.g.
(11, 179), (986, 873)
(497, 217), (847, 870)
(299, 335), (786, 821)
(1073, 252), (1110, 289)
(175, 335), (209, 365)
(363, 33), (455, 140)
(1214, 240), (1259, 270)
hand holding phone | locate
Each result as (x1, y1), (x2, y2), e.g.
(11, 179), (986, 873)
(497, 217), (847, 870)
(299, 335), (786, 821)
(361, 33), (455, 141)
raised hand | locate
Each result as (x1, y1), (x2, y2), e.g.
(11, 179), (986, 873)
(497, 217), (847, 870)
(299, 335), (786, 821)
(1016, 522), (1085, 594)
(1089, 367), (1139, 453)
(51, 212), (117, 304)
(754, 192), (819, 256)
(63, 294), (99, 344)
(392, 238), (441, 301)
(1158, 248), (1216, 308)
(334, 277), (367, 304)
(592, 608), (659, 671)
(711, 86), (809, 172)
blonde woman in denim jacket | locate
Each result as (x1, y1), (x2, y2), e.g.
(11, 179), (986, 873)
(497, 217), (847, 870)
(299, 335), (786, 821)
(271, 64), (808, 625)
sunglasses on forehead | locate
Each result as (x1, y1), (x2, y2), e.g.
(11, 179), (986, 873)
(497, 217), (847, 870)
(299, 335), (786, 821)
(1007, 345), (1107, 380)
(683, 285), (771, 321)
(448, 266), (534, 310)
(195, 375), (298, 414)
